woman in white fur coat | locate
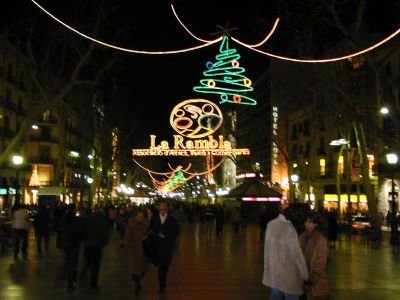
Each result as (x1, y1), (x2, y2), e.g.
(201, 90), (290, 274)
(262, 209), (309, 300)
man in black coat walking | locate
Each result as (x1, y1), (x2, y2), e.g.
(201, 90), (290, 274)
(82, 207), (110, 289)
(150, 200), (180, 294)
(33, 207), (51, 255)
(57, 204), (82, 292)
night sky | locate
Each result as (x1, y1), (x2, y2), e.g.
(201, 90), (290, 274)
(114, 0), (277, 146)
(3, 0), (400, 151)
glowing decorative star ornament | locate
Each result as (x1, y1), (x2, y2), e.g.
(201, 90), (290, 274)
(193, 36), (257, 106)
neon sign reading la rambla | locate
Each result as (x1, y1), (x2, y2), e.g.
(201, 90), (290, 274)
(131, 134), (250, 156)
(131, 99), (250, 157)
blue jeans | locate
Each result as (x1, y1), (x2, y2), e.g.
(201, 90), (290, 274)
(271, 288), (299, 300)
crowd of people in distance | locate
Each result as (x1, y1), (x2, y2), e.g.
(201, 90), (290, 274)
(1, 200), (252, 295)
(1, 199), (372, 299)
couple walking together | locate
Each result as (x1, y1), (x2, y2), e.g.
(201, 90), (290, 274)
(124, 200), (180, 295)
(263, 208), (331, 300)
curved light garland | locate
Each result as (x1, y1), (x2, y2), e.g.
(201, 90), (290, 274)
(170, 4), (400, 63)
(232, 28), (400, 63)
(31, 0), (400, 61)
(30, 0), (222, 55)
(170, 4), (218, 43)
(245, 18), (280, 48)
(171, 4), (279, 48)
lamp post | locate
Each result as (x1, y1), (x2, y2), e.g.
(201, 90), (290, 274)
(12, 155), (24, 205)
(87, 177), (93, 208)
(330, 138), (351, 216)
(291, 174), (299, 202)
(387, 153), (398, 242)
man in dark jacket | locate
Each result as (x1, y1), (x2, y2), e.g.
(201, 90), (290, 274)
(33, 208), (51, 255)
(82, 207), (110, 289)
(150, 200), (180, 294)
(57, 204), (82, 292)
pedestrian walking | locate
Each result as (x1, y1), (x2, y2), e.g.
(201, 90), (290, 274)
(262, 207), (309, 300)
(57, 204), (83, 292)
(150, 200), (180, 294)
(171, 204), (186, 246)
(33, 207), (51, 255)
(124, 209), (150, 295)
(230, 207), (242, 235)
(81, 207), (110, 289)
(299, 212), (331, 300)
(0, 218), (9, 253)
(11, 204), (30, 259)
(119, 206), (135, 248)
(325, 212), (338, 249)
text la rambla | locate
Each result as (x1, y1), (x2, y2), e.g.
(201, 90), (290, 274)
(149, 135), (232, 150)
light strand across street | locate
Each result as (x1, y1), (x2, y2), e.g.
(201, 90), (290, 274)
(231, 29), (400, 63)
(30, 0), (400, 61)
(30, 0), (223, 55)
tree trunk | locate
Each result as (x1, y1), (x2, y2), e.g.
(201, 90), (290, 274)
(353, 121), (382, 237)
(54, 107), (67, 186)
(336, 145), (344, 218)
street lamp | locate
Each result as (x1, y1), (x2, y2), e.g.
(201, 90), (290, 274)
(87, 177), (93, 208)
(387, 153), (398, 242)
(380, 107), (389, 115)
(330, 138), (351, 216)
(291, 174), (299, 202)
(12, 155), (24, 205)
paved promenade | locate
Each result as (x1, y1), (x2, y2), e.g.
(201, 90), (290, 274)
(1, 222), (400, 299)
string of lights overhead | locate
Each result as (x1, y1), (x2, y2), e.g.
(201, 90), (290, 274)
(29, 0), (223, 55)
(30, 0), (400, 61)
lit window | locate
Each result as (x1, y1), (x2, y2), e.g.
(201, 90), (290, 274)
(320, 158), (326, 176)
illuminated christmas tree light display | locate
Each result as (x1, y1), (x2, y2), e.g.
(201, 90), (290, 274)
(133, 159), (224, 194)
(193, 36), (256, 106)
(162, 168), (186, 193)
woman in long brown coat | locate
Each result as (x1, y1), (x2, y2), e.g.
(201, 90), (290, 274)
(124, 209), (150, 295)
(299, 212), (331, 300)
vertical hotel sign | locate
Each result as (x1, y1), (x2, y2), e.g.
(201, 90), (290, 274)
(271, 106), (279, 182)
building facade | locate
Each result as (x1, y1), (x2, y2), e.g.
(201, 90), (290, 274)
(0, 33), (107, 209)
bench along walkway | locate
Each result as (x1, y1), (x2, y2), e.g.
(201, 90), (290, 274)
(1, 223), (400, 299)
